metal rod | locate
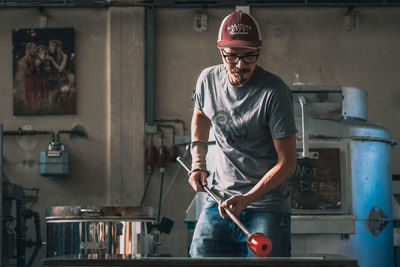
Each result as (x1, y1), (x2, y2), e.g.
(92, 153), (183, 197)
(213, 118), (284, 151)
(16, 198), (26, 267)
(299, 96), (309, 158)
(3, 128), (55, 142)
(176, 157), (251, 237)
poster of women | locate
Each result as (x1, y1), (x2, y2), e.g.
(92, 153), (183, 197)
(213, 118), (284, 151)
(13, 28), (75, 115)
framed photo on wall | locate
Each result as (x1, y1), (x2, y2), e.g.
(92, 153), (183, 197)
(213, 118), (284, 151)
(12, 28), (75, 115)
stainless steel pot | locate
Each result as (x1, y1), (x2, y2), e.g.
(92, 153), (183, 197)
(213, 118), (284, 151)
(46, 206), (156, 257)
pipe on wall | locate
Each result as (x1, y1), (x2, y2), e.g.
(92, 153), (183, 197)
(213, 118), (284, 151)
(145, 5), (155, 125)
(1, 0), (400, 8)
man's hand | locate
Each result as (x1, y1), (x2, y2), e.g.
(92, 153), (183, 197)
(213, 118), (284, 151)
(218, 194), (251, 219)
(188, 170), (208, 192)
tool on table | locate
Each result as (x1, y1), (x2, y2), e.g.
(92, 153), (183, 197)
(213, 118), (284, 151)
(176, 157), (272, 257)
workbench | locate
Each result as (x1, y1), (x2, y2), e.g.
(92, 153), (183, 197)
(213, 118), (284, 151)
(43, 254), (359, 267)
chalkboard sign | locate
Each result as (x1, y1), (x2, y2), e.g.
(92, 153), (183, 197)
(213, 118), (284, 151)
(291, 148), (341, 211)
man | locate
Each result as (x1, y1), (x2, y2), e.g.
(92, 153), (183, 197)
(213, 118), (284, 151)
(189, 10), (297, 257)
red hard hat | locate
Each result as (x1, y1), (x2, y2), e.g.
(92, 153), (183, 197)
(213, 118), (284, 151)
(217, 11), (262, 49)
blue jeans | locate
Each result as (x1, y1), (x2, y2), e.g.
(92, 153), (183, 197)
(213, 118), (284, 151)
(190, 199), (291, 257)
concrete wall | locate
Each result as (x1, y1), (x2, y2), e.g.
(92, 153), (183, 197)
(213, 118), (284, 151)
(152, 6), (400, 257)
(0, 5), (399, 266)
(154, 7), (400, 168)
(0, 7), (145, 266)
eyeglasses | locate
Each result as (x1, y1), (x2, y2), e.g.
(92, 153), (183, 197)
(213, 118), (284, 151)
(222, 52), (259, 64)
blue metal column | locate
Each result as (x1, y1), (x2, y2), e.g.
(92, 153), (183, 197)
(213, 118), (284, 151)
(395, 221), (400, 267)
(0, 124), (3, 267)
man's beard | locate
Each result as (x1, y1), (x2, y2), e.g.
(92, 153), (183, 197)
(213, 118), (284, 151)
(230, 68), (251, 86)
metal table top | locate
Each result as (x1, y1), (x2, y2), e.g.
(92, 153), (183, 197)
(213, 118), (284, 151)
(43, 254), (359, 267)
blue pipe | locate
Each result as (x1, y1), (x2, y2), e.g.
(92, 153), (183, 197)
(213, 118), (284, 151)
(0, 124), (4, 267)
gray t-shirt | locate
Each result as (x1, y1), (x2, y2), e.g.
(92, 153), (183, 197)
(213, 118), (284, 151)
(194, 64), (297, 212)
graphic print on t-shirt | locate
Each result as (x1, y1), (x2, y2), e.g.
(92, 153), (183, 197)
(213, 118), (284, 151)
(212, 109), (249, 144)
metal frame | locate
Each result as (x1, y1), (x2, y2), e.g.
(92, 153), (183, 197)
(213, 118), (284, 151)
(291, 215), (355, 234)
(291, 138), (356, 235)
(1, 0), (400, 8)
(293, 138), (349, 215)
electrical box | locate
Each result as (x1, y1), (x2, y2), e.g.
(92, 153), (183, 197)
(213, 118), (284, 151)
(40, 142), (69, 177)
(194, 13), (207, 32)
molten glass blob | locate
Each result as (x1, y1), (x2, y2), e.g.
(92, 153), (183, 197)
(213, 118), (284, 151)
(247, 232), (272, 257)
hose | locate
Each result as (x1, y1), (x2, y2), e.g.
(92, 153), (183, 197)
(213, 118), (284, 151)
(157, 143), (167, 224)
(157, 169), (165, 225)
(161, 144), (190, 204)
(140, 141), (156, 207)
(140, 171), (153, 208)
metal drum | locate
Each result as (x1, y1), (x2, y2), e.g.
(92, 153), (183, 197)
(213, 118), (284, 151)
(46, 206), (156, 257)
(290, 85), (396, 267)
